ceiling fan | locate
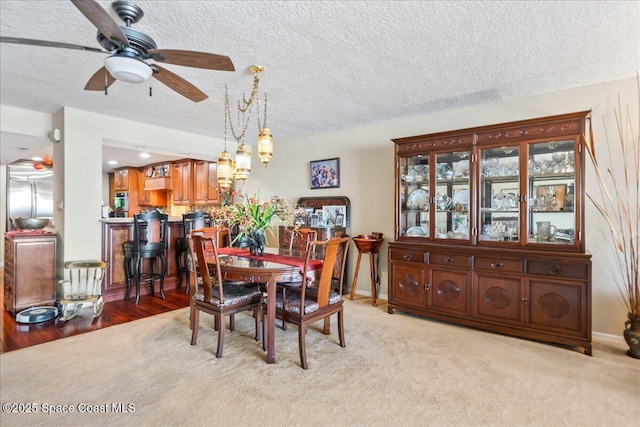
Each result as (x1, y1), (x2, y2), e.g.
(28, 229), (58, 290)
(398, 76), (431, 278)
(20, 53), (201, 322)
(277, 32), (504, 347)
(0, 0), (235, 102)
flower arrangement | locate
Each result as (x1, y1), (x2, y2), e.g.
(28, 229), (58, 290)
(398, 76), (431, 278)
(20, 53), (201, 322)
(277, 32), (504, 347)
(209, 194), (290, 254)
(226, 194), (288, 238)
(583, 79), (639, 326)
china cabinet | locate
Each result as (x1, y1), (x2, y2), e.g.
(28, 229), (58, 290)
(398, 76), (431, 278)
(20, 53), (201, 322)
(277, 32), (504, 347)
(389, 111), (592, 355)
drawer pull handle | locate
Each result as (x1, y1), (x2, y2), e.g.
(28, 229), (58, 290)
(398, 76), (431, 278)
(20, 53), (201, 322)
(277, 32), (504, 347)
(424, 283), (431, 291)
(444, 257), (455, 264)
(403, 254), (413, 261)
(549, 265), (562, 274)
(491, 261), (504, 269)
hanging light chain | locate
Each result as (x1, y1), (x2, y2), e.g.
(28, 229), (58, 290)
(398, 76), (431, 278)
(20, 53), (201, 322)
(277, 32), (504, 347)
(257, 92), (268, 130)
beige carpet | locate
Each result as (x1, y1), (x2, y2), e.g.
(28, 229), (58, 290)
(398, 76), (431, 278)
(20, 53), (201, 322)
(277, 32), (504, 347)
(1, 298), (638, 427)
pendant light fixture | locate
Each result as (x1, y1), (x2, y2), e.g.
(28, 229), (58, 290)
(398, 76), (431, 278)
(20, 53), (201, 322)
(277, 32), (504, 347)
(257, 91), (273, 166)
(217, 65), (272, 188)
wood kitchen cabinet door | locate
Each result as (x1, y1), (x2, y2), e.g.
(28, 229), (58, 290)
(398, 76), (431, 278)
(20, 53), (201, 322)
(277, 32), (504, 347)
(114, 169), (129, 190)
(172, 160), (193, 205)
(193, 160), (220, 205)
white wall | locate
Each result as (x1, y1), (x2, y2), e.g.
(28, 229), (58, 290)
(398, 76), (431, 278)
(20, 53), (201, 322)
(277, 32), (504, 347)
(0, 77), (636, 336)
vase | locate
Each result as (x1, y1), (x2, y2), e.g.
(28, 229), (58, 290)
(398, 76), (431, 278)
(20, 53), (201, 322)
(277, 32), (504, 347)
(623, 314), (640, 359)
(248, 231), (266, 257)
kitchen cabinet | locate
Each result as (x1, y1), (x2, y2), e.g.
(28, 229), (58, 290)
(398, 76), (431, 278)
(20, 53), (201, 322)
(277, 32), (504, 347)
(110, 168), (140, 216)
(389, 111), (592, 355)
(142, 163), (171, 191)
(4, 232), (57, 314)
(172, 160), (193, 205)
(114, 168), (130, 191)
(137, 171), (167, 207)
(193, 160), (220, 205)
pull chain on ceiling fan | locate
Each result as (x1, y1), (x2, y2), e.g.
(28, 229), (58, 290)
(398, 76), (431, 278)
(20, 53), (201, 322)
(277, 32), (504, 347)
(0, 0), (235, 102)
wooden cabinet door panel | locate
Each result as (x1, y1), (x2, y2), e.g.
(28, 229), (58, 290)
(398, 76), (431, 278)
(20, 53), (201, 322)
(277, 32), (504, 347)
(103, 224), (133, 294)
(527, 279), (587, 337)
(474, 273), (523, 324)
(14, 239), (56, 308)
(390, 262), (427, 309)
(172, 161), (193, 205)
(428, 268), (471, 316)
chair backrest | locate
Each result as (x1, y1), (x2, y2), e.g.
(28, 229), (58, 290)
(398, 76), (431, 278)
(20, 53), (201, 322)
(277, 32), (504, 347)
(182, 211), (207, 237)
(286, 227), (318, 258)
(301, 236), (349, 308)
(58, 260), (107, 300)
(191, 226), (230, 249)
(188, 233), (225, 304)
(133, 211), (169, 251)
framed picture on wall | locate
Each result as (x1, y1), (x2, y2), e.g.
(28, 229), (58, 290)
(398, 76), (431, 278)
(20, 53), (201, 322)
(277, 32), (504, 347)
(310, 157), (340, 189)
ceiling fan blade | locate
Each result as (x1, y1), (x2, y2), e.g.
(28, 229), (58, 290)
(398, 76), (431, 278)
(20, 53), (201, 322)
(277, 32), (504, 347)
(0, 36), (107, 53)
(84, 67), (116, 91)
(147, 49), (234, 71)
(152, 65), (208, 103)
(71, 0), (130, 48)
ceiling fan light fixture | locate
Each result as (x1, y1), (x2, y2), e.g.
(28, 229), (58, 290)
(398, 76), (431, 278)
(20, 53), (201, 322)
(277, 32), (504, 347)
(104, 55), (152, 83)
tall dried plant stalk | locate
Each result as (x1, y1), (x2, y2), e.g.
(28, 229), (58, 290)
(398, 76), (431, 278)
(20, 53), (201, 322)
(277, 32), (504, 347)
(582, 78), (640, 319)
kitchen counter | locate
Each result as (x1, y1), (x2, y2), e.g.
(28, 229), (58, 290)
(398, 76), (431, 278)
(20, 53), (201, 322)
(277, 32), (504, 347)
(100, 220), (184, 302)
(99, 217), (183, 223)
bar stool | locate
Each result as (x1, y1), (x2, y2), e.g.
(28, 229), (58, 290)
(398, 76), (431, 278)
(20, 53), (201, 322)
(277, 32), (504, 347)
(350, 233), (384, 306)
(123, 211), (169, 304)
(176, 211), (207, 291)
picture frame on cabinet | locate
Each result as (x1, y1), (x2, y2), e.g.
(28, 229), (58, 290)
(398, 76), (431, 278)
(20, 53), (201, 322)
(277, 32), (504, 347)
(322, 205), (346, 227)
(310, 157), (340, 189)
(535, 184), (566, 211)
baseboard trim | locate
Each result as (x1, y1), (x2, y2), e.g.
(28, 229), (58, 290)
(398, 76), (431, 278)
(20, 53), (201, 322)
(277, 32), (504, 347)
(352, 290), (626, 341)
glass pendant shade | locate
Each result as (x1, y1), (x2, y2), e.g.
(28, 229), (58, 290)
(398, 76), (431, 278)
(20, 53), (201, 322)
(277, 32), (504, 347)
(217, 150), (234, 189)
(257, 127), (273, 166)
(235, 143), (252, 181)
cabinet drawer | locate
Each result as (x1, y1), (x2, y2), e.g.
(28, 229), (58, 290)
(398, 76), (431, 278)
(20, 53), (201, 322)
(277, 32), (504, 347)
(429, 253), (470, 268)
(475, 257), (523, 274)
(526, 260), (588, 280)
(389, 248), (427, 263)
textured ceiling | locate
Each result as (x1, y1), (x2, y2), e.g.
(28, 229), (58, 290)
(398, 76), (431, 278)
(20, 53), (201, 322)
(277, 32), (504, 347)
(1, 0), (638, 169)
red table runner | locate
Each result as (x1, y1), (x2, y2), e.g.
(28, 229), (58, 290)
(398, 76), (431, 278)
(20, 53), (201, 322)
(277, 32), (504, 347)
(214, 248), (323, 271)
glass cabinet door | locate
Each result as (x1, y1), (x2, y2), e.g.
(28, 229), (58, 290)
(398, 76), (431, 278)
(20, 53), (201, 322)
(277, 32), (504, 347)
(527, 139), (577, 246)
(478, 145), (520, 243)
(399, 155), (430, 238)
(434, 150), (471, 240)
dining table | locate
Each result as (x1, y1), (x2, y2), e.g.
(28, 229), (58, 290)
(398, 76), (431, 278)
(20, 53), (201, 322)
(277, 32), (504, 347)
(192, 247), (323, 364)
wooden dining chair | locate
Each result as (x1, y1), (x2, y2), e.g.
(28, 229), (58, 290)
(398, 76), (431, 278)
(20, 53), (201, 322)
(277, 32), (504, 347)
(188, 233), (263, 358)
(277, 227), (318, 290)
(284, 227), (318, 258)
(264, 236), (349, 369)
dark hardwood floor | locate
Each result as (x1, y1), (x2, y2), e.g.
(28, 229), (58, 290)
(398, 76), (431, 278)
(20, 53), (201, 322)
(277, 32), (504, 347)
(0, 267), (190, 354)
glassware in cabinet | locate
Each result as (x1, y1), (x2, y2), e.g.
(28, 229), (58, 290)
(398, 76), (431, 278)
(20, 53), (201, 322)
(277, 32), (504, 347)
(434, 150), (470, 240)
(527, 139), (577, 246)
(478, 145), (521, 243)
(399, 155), (430, 238)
